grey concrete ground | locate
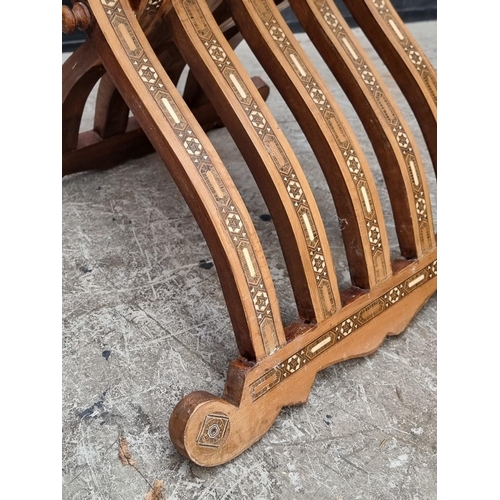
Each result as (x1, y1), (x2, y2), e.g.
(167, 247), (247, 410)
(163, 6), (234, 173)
(62, 20), (437, 500)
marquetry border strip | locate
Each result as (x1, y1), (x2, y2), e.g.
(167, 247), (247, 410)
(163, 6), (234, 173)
(250, 259), (437, 401)
(369, 0), (436, 104)
(180, 0), (338, 317)
(311, 0), (434, 251)
(244, 0), (391, 283)
(97, 0), (282, 355)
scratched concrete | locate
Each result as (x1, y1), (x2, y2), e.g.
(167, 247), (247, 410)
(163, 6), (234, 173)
(62, 20), (437, 500)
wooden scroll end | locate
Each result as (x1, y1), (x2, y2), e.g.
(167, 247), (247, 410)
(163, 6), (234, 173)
(169, 253), (436, 466)
(168, 375), (312, 467)
(168, 358), (281, 467)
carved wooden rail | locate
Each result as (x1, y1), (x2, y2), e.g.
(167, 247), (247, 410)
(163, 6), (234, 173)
(62, 0), (436, 466)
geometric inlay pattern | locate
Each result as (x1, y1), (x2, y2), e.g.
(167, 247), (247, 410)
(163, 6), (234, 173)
(247, 0), (389, 279)
(250, 259), (437, 401)
(99, 0), (281, 355)
(313, 0), (433, 251)
(196, 412), (230, 448)
(181, 0), (338, 315)
(369, 0), (437, 105)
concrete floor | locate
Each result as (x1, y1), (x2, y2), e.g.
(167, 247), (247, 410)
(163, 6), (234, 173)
(62, 19), (437, 500)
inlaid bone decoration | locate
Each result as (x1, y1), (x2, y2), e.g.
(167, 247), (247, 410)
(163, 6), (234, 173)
(62, 0), (436, 466)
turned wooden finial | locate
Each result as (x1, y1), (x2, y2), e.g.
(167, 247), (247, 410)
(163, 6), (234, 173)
(62, 3), (91, 34)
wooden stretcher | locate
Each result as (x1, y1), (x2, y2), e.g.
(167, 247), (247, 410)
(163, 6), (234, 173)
(62, 0), (437, 466)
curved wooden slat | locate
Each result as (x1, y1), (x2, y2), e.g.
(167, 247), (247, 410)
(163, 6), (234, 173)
(93, 41), (187, 136)
(167, 0), (342, 323)
(343, 0), (437, 172)
(93, 0), (173, 140)
(86, 0), (287, 360)
(289, 0), (435, 257)
(62, 41), (105, 153)
(226, 0), (393, 290)
(93, 73), (130, 138)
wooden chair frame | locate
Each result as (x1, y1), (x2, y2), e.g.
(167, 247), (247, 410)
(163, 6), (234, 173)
(62, 0), (436, 466)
